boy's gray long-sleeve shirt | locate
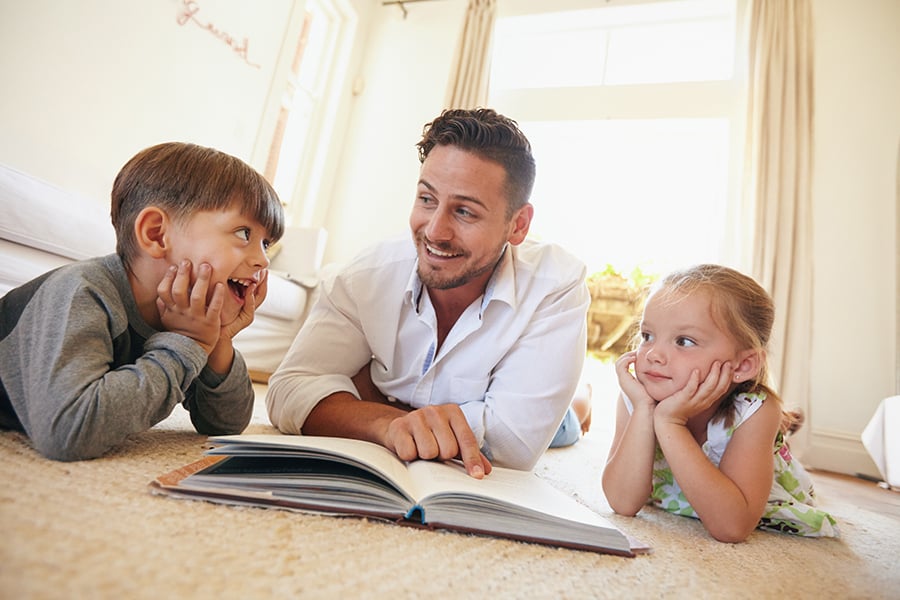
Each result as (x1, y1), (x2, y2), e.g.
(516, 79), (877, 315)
(0, 254), (254, 460)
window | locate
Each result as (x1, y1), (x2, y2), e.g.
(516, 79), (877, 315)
(255, 0), (356, 225)
(489, 0), (747, 278)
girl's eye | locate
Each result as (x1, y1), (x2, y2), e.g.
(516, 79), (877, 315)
(235, 227), (251, 242)
(676, 336), (697, 348)
(640, 331), (653, 343)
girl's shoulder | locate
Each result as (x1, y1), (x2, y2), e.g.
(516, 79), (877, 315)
(732, 391), (767, 428)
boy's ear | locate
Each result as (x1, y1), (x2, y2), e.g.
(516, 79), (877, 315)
(134, 207), (170, 259)
(734, 349), (763, 383)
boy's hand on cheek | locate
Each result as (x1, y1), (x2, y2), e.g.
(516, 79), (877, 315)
(220, 269), (267, 341)
(156, 260), (223, 354)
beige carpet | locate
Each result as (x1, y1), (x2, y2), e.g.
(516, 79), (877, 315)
(2, 383), (898, 599)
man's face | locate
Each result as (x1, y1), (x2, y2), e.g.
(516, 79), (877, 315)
(409, 145), (531, 294)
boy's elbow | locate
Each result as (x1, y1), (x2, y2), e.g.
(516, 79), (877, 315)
(34, 436), (106, 462)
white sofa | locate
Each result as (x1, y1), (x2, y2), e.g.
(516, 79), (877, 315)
(0, 162), (325, 379)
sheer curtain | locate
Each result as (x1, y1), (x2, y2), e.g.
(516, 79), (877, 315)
(744, 0), (815, 454)
(444, 0), (496, 109)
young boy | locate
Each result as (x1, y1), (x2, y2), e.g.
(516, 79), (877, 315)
(0, 142), (284, 461)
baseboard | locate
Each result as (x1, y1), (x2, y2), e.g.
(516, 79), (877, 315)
(804, 427), (882, 479)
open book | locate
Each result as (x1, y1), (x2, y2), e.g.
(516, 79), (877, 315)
(150, 434), (646, 557)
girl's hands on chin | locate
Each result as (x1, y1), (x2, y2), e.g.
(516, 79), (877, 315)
(654, 361), (735, 427)
(614, 351), (656, 411)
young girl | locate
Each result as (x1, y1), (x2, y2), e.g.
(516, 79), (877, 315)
(601, 264), (837, 542)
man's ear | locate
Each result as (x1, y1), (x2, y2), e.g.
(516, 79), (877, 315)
(734, 349), (763, 384)
(507, 203), (533, 246)
(134, 207), (170, 259)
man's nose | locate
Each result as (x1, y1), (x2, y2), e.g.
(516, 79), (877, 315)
(425, 207), (453, 241)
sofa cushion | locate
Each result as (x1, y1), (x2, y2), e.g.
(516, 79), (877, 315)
(0, 163), (115, 260)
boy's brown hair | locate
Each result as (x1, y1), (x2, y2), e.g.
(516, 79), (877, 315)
(110, 142), (284, 268)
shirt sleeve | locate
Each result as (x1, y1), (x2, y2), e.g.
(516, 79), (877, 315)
(183, 349), (255, 435)
(474, 270), (590, 470)
(266, 270), (374, 434)
(11, 280), (212, 461)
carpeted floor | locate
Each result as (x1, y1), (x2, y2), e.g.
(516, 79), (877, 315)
(2, 383), (898, 599)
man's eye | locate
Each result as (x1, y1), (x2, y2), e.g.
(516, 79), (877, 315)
(457, 207), (475, 218)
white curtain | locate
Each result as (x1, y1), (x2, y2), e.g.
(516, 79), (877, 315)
(444, 0), (496, 109)
(744, 0), (815, 455)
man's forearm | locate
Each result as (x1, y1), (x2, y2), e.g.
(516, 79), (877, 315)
(302, 392), (405, 447)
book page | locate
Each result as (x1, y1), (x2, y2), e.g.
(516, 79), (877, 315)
(207, 434), (418, 502)
(407, 459), (618, 528)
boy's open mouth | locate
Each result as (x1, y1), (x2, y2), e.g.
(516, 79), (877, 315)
(227, 277), (250, 300)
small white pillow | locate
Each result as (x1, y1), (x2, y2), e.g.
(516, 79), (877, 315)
(0, 163), (116, 260)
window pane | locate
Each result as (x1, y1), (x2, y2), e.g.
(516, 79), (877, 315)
(491, 0), (736, 89)
(605, 19), (735, 85)
(523, 119), (731, 277)
(491, 29), (608, 90)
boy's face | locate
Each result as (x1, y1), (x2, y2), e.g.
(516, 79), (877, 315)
(166, 203), (271, 325)
(634, 290), (741, 402)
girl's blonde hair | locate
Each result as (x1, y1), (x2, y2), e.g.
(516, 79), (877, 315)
(648, 264), (799, 432)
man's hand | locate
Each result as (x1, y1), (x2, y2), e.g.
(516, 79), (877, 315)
(384, 404), (493, 479)
(156, 260), (222, 354)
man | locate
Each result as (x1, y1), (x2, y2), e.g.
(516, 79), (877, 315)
(267, 108), (589, 477)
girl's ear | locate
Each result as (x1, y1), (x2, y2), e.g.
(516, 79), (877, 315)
(733, 349), (763, 384)
(134, 207), (170, 259)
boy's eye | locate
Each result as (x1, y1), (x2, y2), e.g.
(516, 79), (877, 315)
(235, 227), (251, 242)
(262, 239), (271, 250)
(676, 336), (696, 348)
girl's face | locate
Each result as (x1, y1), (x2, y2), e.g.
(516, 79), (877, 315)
(166, 203), (272, 325)
(634, 289), (743, 402)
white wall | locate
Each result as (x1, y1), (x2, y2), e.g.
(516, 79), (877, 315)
(0, 0), (293, 206)
(321, 0), (468, 265)
(806, 0), (900, 477)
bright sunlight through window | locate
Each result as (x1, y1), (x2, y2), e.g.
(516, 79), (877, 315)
(489, 0), (744, 278)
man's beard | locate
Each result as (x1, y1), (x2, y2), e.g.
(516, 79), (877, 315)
(415, 235), (506, 290)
